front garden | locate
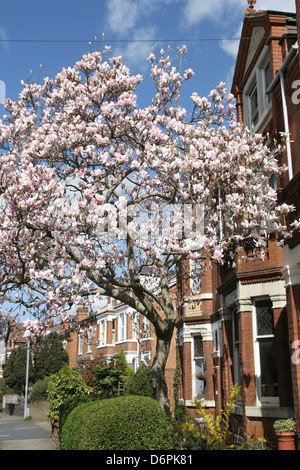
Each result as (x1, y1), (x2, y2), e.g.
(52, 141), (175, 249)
(40, 357), (277, 451)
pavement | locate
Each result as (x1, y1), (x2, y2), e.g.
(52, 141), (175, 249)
(0, 413), (58, 450)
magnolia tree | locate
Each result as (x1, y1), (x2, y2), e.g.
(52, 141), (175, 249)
(0, 46), (297, 414)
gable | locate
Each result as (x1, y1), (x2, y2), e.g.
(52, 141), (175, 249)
(244, 26), (265, 77)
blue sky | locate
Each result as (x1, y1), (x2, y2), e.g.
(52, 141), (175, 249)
(0, 0), (297, 115)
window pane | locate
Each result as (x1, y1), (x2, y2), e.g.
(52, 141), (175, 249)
(234, 311), (239, 342)
(256, 300), (274, 336)
(194, 335), (203, 358)
(191, 259), (202, 294)
(264, 61), (271, 90)
(249, 84), (259, 126)
(259, 339), (278, 397)
(112, 319), (115, 344)
(195, 359), (205, 397)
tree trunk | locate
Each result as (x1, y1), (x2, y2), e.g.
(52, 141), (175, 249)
(149, 332), (173, 417)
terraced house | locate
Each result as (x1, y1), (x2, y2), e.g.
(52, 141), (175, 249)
(63, 1), (300, 447)
(178, 0), (300, 445)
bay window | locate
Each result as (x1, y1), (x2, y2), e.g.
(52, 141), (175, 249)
(253, 298), (279, 403)
(243, 46), (272, 130)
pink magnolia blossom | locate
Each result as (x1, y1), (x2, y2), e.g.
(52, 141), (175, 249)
(0, 46), (297, 407)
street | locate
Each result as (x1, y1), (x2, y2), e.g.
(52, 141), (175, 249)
(0, 414), (57, 450)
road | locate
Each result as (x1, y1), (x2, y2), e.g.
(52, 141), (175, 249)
(0, 413), (57, 450)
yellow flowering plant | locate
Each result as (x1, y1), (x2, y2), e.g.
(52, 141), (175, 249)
(183, 384), (241, 449)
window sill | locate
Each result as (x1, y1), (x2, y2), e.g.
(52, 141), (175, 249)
(183, 399), (216, 408)
(233, 404), (294, 419)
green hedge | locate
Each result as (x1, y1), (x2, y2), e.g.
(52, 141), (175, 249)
(59, 393), (102, 431)
(60, 395), (173, 450)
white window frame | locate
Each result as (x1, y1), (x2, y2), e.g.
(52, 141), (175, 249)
(99, 319), (107, 347)
(118, 312), (126, 343)
(243, 46), (272, 130)
(78, 329), (83, 355)
(143, 317), (150, 339)
(232, 310), (241, 388)
(87, 326), (93, 354)
(111, 318), (116, 344)
(252, 298), (279, 406)
(192, 334), (205, 399)
(249, 82), (259, 127)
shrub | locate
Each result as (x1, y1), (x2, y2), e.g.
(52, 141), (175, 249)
(47, 365), (92, 424)
(0, 378), (14, 404)
(180, 384), (241, 450)
(80, 356), (123, 397)
(114, 348), (134, 377)
(60, 395), (172, 450)
(273, 418), (296, 434)
(58, 393), (101, 431)
(193, 384), (240, 449)
(235, 436), (274, 450)
(125, 364), (154, 397)
(29, 376), (51, 402)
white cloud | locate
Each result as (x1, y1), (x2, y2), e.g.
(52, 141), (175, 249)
(181, 0), (243, 26)
(105, 0), (167, 37)
(0, 26), (9, 54)
(181, 0), (296, 28)
(104, 0), (169, 69)
(219, 22), (243, 59)
(110, 25), (156, 70)
(106, 0), (139, 36)
(258, 0), (295, 12)
(0, 80), (6, 105)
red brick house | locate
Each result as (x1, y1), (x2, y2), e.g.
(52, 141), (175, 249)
(230, 0), (300, 443)
(62, 1), (300, 447)
(62, 301), (152, 371)
(176, 0), (300, 446)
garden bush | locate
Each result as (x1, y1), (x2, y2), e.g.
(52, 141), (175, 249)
(29, 376), (51, 402)
(60, 395), (173, 450)
(59, 393), (101, 431)
(47, 365), (93, 424)
(80, 356), (123, 397)
(125, 364), (154, 397)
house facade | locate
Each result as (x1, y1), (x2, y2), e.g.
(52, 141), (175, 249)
(176, 1), (300, 446)
(61, 1), (300, 446)
(62, 300), (154, 372)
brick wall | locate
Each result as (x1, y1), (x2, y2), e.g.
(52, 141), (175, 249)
(286, 284), (300, 439)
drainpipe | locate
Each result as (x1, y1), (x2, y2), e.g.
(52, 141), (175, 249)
(279, 69), (293, 181)
(266, 42), (299, 181)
